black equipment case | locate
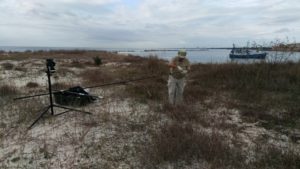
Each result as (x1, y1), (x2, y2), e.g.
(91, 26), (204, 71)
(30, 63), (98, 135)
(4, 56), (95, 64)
(54, 86), (97, 106)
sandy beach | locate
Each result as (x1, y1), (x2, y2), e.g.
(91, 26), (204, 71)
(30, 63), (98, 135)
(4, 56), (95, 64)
(1, 51), (300, 168)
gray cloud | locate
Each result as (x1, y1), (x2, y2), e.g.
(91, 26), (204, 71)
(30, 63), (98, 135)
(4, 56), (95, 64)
(274, 28), (290, 33)
(268, 16), (300, 25)
(0, 0), (299, 48)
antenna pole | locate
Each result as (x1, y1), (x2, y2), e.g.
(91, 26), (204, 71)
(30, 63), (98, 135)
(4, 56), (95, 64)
(46, 66), (54, 115)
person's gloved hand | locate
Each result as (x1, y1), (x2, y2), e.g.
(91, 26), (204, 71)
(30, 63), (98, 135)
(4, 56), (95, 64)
(177, 66), (188, 74)
(177, 66), (183, 71)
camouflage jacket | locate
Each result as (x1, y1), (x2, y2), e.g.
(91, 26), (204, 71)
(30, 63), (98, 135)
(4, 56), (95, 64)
(169, 56), (190, 79)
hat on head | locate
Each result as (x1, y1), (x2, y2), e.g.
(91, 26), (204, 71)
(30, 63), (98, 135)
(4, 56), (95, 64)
(178, 49), (187, 57)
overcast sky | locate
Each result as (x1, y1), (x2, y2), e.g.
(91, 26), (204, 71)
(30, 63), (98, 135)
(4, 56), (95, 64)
(0, 0), (299, 48)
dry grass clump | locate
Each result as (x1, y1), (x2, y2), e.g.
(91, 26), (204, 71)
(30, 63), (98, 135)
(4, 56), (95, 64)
(16, 99), (47, 124)
(122, 54), (145, 63)
(0, 85), (19, 97)
(122, 55), (168, 77)
(80, 69), (114, 86)
(14, 66), (27, 72)
(55, 67), (76, 76)
(26, 82), (39, 88)
(69, 59), (86, 68)
(160, 101), (237, 129)
(251, 144), (300, 169)
(93, 51), (129, 63)
(51, 82), (73, 91)
(147, 122), (244, 167)
(184, 82), (211, 102)
(117, 55), (168, 77)
(142, 56), (168, 75)
(123, 56), (168, 102)
(1, 62), (14, 70)
(125, 77), (167, 102)
(161, 103), (202, 122)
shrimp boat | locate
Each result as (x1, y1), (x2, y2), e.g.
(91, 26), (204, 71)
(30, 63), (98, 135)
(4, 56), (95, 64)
(229, 44), (267, 59)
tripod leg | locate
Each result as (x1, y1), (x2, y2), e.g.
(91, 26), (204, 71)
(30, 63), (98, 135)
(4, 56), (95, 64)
(53, 105), (92, 115)
(28, 106), (51, 129)
(54, 110), (71, 116)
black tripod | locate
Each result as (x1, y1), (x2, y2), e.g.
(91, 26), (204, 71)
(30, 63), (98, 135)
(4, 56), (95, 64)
(28, 59), (92, 129)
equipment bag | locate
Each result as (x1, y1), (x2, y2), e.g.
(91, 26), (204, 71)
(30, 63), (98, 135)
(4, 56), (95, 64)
(54, 86), (97, 106)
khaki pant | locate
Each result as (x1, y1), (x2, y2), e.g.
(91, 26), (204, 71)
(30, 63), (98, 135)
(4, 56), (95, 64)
(168, 75), (186, 105)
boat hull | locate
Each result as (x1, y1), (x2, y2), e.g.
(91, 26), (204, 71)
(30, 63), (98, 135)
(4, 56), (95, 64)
(229, 53), (267, 59)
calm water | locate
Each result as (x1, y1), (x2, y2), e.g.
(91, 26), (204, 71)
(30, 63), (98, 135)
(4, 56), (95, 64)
(119, 49), (300, 63)
(1, 46), (300, 63)
(119, 49), (231, 63)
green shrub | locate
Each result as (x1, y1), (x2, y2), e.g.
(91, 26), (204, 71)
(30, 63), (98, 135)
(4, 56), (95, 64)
(93, 56), (102, 66)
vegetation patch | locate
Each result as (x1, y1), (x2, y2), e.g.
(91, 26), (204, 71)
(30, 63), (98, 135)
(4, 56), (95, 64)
(16, 99), (45, 124)
(14, 66), (27, 72)
(70, 59), (86, 68)
(251, 144), (300, 169)
(1, 62), (14, 70)
(93, 56), (102, 66)
(126, 77), (167, 102)
(0, 85), (19, 97)
(148, 122), (244, 167)
(161, 103), (202, 122)
(123, 56), (169, 102)
(188, 62), (300, 130)
(80, 69), (114, 85)
(51, 82), (73, 91)
(26, 82), (39, 88)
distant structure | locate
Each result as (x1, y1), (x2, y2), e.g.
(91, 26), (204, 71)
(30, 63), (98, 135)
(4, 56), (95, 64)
(230, 44), (267, 59)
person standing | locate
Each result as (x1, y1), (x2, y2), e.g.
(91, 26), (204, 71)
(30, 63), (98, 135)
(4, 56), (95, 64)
(168, 49), (191, 105)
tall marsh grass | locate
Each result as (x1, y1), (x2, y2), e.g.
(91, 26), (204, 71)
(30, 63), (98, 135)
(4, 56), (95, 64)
(124, 56), (168, 101)
(187, 62), (300, 130)
(147, 122), (244, 167)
